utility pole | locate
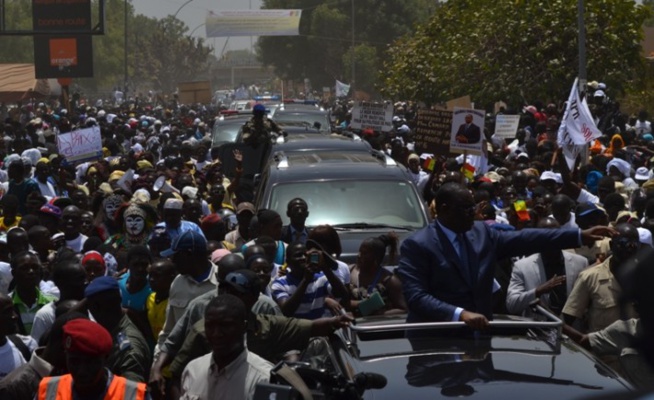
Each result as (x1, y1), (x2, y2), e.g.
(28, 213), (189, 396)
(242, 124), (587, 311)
(124, 0), (128, 94)
(351, 0), (355, 96)
(577, 0), (586, 94)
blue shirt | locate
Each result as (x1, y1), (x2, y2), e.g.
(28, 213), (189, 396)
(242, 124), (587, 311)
(153, 220), (205, 243)
(118, 272), (152, 311)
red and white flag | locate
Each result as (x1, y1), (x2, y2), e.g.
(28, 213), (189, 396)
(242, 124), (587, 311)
(557, 78), (602, 169)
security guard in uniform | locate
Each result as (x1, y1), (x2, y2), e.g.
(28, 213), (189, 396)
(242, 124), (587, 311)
(241, 104), (284, 146)
(38, 319), (148, 400)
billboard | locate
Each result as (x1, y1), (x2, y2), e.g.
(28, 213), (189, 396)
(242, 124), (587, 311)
(32, 0), (94, 78)
(206, 10), (302, 37)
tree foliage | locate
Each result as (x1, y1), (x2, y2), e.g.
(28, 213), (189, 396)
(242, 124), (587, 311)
(380, 0), (651, 107)
(257, 0), (434, 94)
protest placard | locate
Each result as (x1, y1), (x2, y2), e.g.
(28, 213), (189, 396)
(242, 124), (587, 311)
(349, 101), (393, 132)
(494, 114), (520, 139)
(450, 107), (485, 155)
(56, 126), (103, 163)
(446, 95), (472, 110)
(414, 109), (454, 157)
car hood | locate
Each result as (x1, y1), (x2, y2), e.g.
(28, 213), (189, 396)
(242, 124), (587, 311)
(317, 227), (416, 265)
(353, 335), (632, 400)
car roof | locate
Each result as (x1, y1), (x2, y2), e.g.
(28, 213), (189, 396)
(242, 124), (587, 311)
(271, 135), (371, 153)
(338, 314), (632, 400)
(266, 151), (406, 182)
(274, 106), (326, 114)
(214, 115), (250, 123)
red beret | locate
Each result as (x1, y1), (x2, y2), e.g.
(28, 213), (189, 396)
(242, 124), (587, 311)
(200, 213), (222, 231)
(63, 319), (113, 357)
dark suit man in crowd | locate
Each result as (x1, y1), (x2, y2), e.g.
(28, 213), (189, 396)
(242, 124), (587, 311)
(455, 114), (481, 144)
(397, 182), (612, 331)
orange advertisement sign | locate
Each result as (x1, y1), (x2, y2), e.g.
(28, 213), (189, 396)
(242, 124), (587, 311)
(49, 38), (78, 67)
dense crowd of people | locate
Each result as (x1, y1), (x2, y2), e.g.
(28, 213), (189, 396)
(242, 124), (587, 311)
(0, 83), (652, 400)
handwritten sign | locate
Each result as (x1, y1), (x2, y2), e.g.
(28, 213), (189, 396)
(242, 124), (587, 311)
(414, 109), (454, 157)
(450, 107), (485, 155)
(56, 126), (103, 163)
(350, 101), (393, 132)
(494, 114), (520, 139)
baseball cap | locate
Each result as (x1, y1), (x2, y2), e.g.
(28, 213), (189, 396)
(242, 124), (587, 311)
(220, 269), (261, 296)
(39, 203), (62, 219)
(160, 230), (207, 257)
(575, 202), (604, 218)
(236, 202), (256, 215)
(84, 276), (119, 298)
(253, 104), (266, 113)
(540, 171), (563, 184)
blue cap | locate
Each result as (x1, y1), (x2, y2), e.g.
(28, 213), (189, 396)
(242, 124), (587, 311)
(253, 104), (266, 114)
(221, 269), (261, 295)
(160, 230), (207, 257)
(84, 276), (119, 298)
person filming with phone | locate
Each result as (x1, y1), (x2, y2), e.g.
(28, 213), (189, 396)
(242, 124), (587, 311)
(271, 241), (349, 319)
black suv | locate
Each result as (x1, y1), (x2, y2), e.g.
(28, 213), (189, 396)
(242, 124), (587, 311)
(256, 305), (633, 400)
(254, 148), (429, 263)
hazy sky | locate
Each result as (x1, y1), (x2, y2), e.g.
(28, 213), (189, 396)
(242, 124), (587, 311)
(133, 0), (264, 55)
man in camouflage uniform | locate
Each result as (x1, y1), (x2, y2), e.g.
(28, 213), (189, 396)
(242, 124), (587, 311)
(241, 104), (283, 146)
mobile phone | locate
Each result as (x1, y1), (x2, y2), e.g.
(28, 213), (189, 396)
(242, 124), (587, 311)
(309, 253), (320, 264)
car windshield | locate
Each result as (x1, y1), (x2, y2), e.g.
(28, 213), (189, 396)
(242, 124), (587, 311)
(269, 180), (426, 229)
(274, 112), (331, 132)
(212, 120), (245, 144)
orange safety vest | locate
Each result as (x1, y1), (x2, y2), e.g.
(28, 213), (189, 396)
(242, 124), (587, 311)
(38, 373), (147, 400)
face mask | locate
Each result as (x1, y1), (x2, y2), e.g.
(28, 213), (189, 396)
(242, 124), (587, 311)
(104, 199), (121, 218)
(125, 216), (145, 236)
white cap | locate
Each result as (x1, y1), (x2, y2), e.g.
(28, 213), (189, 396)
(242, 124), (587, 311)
(182, 186), (198, 199)
(164, 198), (183, 210)
(540, 171), (563, 184)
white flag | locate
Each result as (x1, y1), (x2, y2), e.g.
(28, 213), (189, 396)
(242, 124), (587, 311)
(335, 80), (350, 97)
(557, 78), (602, 169)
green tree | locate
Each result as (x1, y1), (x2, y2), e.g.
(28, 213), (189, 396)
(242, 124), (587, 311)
(0, 0), (35, 63)
(257, 0), (434, 94)
(381, 0), (650, 106)
(645, 0), (654, 27)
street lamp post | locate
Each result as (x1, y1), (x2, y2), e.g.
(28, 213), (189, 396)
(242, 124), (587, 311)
(173, 0), (195, 20)
(189, 23), (205, 36)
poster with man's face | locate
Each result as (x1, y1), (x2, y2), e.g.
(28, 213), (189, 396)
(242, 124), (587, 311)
(450, 107), (485, 155)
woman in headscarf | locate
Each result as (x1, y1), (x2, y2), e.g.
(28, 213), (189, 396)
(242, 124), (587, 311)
(604, 134), (625, 156)
(606, 157), (639, 194)
(82, 250), (107, 283)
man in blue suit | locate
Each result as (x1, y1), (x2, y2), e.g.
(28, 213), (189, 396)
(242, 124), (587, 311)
(397, 182), (613, 330)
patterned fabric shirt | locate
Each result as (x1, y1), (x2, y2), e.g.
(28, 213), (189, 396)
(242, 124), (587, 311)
(271, 272), (331, 320)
